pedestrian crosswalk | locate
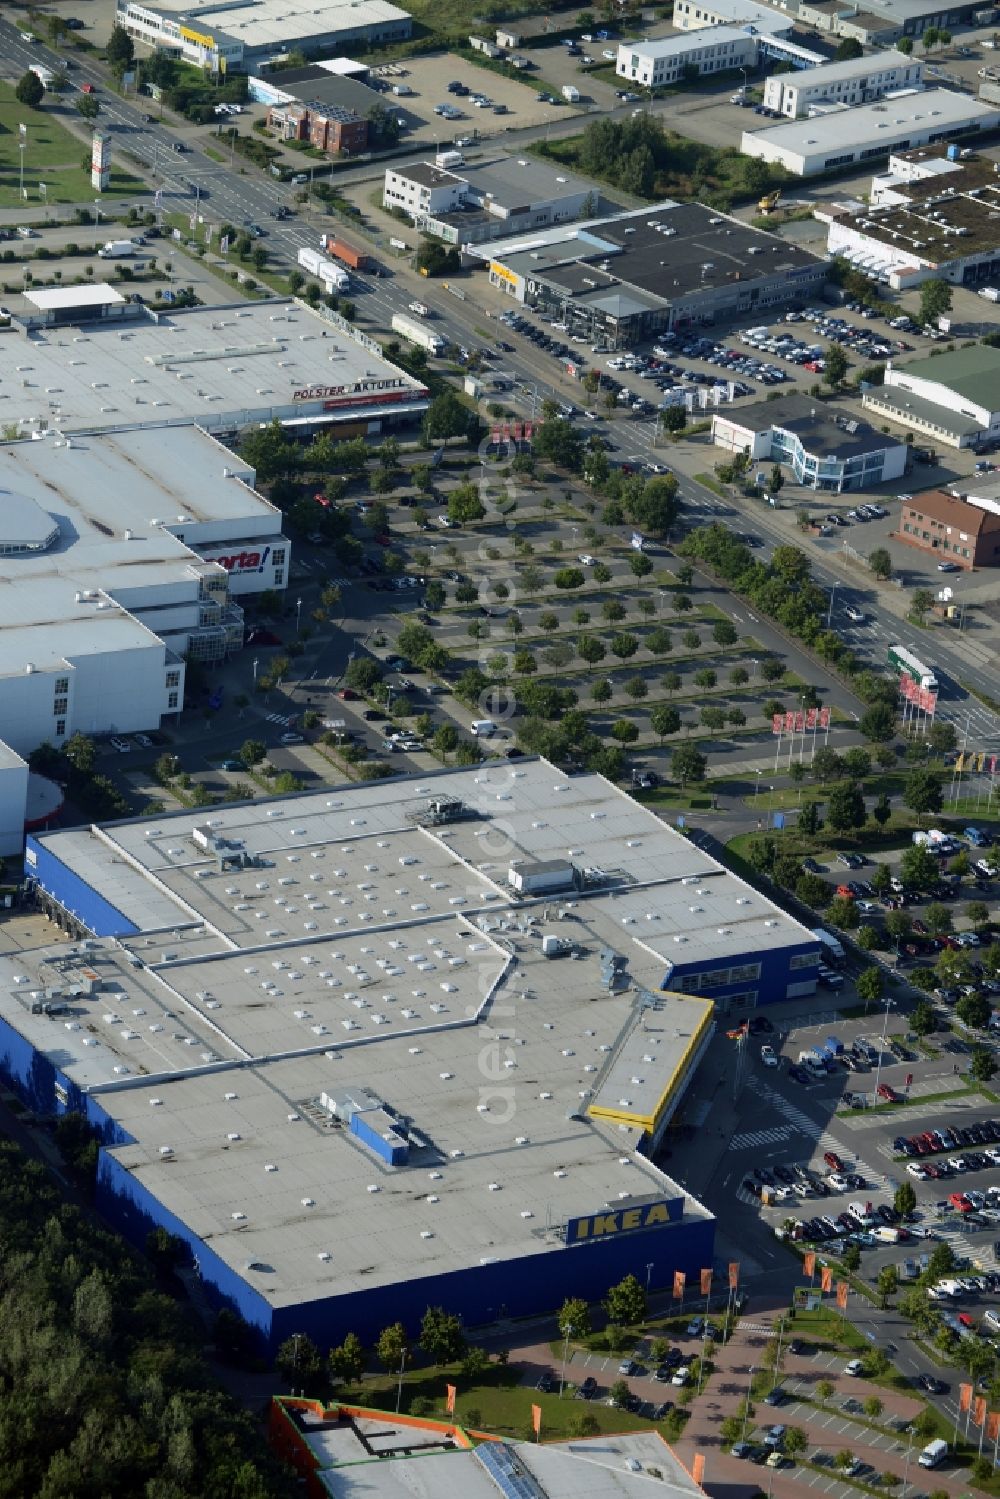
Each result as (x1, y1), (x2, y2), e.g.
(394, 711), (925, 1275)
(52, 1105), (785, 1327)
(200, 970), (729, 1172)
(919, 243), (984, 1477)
(729, 1124), (798, 1151)
(745, 1077), (890, 1192)
(265, 712), (294, 726)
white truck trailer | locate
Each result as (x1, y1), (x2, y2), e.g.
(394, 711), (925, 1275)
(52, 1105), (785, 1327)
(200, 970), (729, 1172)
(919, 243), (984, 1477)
(391, 312), (445, 354)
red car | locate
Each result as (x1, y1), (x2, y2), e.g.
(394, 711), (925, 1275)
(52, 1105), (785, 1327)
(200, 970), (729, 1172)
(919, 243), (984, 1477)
(835, 884), (855, 900)
(958, 1312), (975, 1328)
(877, 1084), (899, 1103)
(949, 1192), (973, 1213)
(81, 82), (96, 93)
(823, 1151), (844, 1171)
(337, 687), (359, 700)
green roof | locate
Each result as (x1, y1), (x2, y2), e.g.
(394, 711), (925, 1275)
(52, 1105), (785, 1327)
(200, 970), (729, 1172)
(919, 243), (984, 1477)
(899, 344), (1000, 405)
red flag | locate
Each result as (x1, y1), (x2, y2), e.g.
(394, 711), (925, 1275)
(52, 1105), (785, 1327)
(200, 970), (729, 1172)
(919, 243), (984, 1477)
(987, 1411), (1000, 1443)
(974, 1396), (988, 1428)
(700, 1267), (712, 1296)
(803, 1251), (816, 1278)
(501, 423), (511, 442)
(728, 1261), (740, 1290)
(794, 710), (804, 732)
(531, 1403), (542, 1436)
(524, 422), (533, 441)
(673, 1270), (686, 1300)
(784, 712), (795, 732)
(806, 707), (817, 729)
(692, 1453), (706, 1487)
(819, 707), (830, 728)
(836, 1279), (849, 1310)
(990, 756), (997, 775)
(900, 672), (914, 697)
(772, 713), (784, 735)
(491, 425), (501, 445)
(960, 1383), (973, 1414)
(512, 421), (523, 441)
(820, 1266), (833, 1293)
(446, 1384), (456, 1415)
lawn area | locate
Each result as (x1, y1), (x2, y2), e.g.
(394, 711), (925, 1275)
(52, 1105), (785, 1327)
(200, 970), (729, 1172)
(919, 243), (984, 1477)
(0, 88), (145, 208)
(346, 1360), (669, 1441)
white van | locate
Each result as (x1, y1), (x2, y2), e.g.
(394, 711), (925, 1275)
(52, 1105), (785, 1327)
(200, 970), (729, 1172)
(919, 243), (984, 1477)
(918, 1439), (947, 1470)
(471, 720), (496, 737)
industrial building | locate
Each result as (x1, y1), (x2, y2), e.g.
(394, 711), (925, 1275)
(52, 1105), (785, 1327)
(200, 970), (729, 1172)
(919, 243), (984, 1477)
(470, 202), (826, 349)
(383, 155), (595, 245)
(270, 1397), (708, 1499)
(741, 90), (1000, 176)
(825, 148), (1000, 290)
(6, 762), (822, 1351)
(672, 0), (791, 30)
(115, 0), (411, 73)
(763, 50), (923, 118)
(862, 344), (1000, 448)
(797, 0), (987, 42)
(0, 294), (429, 439)
(711, 393), (908, 490)
(0, 422), (288, 765)
(616, 13), (824, 85)
(899, 487), (1000, 567)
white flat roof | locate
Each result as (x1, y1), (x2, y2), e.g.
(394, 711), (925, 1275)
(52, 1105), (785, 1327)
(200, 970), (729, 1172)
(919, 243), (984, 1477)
(771, 48), (917, 87)
(142, 0), (410, 48)
(17, 761), (828, 1307)
(0, 298), (427, 435)
(621, 24), (761, 58)
(24, 284), (125, 311)
(744, 89), (1000, 154)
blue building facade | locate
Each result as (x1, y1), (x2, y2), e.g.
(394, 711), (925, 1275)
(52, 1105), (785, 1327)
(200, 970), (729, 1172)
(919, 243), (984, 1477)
(666, 938), (821, 1012)
(25, 834), (139, 938)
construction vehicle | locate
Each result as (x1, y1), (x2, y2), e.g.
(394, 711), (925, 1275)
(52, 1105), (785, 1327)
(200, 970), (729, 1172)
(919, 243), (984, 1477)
(758, 190), (781, 216)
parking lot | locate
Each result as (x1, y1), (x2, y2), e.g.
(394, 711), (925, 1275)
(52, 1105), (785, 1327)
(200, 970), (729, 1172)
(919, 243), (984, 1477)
(371, 52), (571, 148)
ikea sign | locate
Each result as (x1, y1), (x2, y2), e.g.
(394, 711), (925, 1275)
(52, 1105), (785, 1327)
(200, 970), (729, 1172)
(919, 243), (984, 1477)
(565, 1196), (683, 1244)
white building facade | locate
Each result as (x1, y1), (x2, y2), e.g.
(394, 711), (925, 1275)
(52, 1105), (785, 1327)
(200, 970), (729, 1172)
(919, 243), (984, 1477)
(762, 50), (923, 117)
(616, 27), (759, 86)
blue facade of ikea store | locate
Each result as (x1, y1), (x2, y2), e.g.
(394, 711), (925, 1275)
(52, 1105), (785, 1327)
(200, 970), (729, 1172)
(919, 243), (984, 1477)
(666, 937), (820, 1012)
(26, 834), (139, 938)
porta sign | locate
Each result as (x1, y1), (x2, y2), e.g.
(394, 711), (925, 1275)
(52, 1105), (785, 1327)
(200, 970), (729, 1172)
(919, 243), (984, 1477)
(565, 1196), (683, 1244)
(203, 546), (271, 575)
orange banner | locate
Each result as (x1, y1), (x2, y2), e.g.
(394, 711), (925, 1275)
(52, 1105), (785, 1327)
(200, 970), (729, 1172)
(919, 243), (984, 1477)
(820, 1266), (833, 1293)
(445, 1384), (456, 1415)
(803, 1251), (816, 1278)
(987, 1411), (1000, 1443)
(836, 1280), (849, 1310)
(728, 1261), (740, 1290)
(960, 1383), (973, 1414)
(974, 1396), (988, 1428)
(531, 1403), (542, 1437)
(700, 1267), (712, 1296)
(692, 1453), (706, 1487)
(673, 1270), (686, 1300)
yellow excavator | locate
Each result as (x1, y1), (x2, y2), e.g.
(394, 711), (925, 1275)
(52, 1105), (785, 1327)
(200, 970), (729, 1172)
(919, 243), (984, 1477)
(758, 190), (781, 216)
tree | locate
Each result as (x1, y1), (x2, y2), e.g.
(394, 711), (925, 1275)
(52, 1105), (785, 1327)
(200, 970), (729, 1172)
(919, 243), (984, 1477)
(843, 1241), (861, 1271)
(784, 1427), (808, 1456)
(970, 1045), (997, 1083)
(239, 739), (266, 767)
(433, 723), (459, 758)
(927, 1241), (956, 1279)
(903, 769), (943, 819)
(76, 93), (100, 120)
(870, 863), (892, 898)
(911, 999), (936, 1037)
(424, 389), (476, 441)
(630, 552), (653, 578)
(827, 896), (860, 930)
(15, 70), (45, 108)
(876, 1267), (898, 1308)
(447, 483), (485, 525)
(900, 842), (940, 890)
(629, 475), (680, 537)
(857, 967), (883, 1008)
(276, 1332), (323, 1389)
(605, 1273), (646, 1326)
(712, 619), (738, 647)
(827, 781), (866, 833)
(869, 547), (893, 581)
(610, 632), (639, 660)
(554, 567), (585, 590)
(966, 900), (990, 931)
(798, 802), (822, 839)
(611, 719), (639, 744)
(661, 404), (687, 433)
(921, 24), (940, 49)
(609, 1378), (631, 1409)
(897, 35), (913, 52)
(927, 720), (957, 754)
(106, 23), (136, 69)
(558, 1296), (591, 1338)
(823, 344), (849, 388)
(346, 656), (383, 691)
(670, 743), (707, 784)
(650, 705), (681, 741)
(377, 1322), (410, 1372)
(835, 35), (864, 58)
(871, 793), (892, 830)
(919, 279), (953, 327)
(420, 1306), (465, 1364)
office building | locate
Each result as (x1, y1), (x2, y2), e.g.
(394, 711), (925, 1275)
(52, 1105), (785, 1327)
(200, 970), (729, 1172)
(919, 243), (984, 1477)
(471, 202), (825, 349)
(741, 89), (1000, 176)
(5, 762), (823, 1351)
(712, 393), (908, 490)
(763, 50), (923, 117)
(862, 344), (1000, 448)
(115, 0), (411, 73)
(899, 487), (1000, 567)
(383, 155), (595, 245)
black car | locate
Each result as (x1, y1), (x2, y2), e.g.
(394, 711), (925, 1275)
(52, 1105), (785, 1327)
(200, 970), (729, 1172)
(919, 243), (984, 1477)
(536, 1371), (554, 1392)
(578, 1376), (597, 1399)
(788, 1339), (807, 1355)
(749, 1016), (774, 1034)
(919, 1373), (947, 1394)
(788, 1064), (809, 1084)
(774, 1165), (794, 1184)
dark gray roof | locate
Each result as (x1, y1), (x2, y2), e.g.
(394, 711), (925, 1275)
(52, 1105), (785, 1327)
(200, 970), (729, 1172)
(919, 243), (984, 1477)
(265, 67), (382, 117)
(737, 392), (901, 458)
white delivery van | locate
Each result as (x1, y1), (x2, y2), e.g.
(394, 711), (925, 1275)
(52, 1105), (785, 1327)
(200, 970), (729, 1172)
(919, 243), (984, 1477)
(918, 1440), (947, 1470)
(471, 720), (497, 737)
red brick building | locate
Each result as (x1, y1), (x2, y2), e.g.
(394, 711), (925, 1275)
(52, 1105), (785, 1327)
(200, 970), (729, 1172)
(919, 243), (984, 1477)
(899, 489), (1000, 570)
(267, 102), (368, 156)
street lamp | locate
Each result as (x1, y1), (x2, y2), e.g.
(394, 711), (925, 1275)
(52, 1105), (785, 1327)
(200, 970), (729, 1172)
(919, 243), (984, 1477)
(646, 1261), (654, 1292)
(296, 597), (303, 635)
(740, 1366), (756, 1440)
(94, 199), (101, 227)
(395, 1348), (407, 1413)
(253, 657), (259, 686)
(19, 142), (27, 201)
(558, 1324), (574, 1397)
(826, 580), (839, 628)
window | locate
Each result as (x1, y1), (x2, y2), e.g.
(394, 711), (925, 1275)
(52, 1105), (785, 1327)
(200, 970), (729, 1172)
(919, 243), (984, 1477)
(167, 692), (178, 710)
(790, 952), (817, 971)
(55, 677), (69, 694)
(274, 568), (285, 587)
(166, 670), (181, 688)
(53, 698), (67, 716)
(730, 962), (762, 984)
(55, 720), (66, 738)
